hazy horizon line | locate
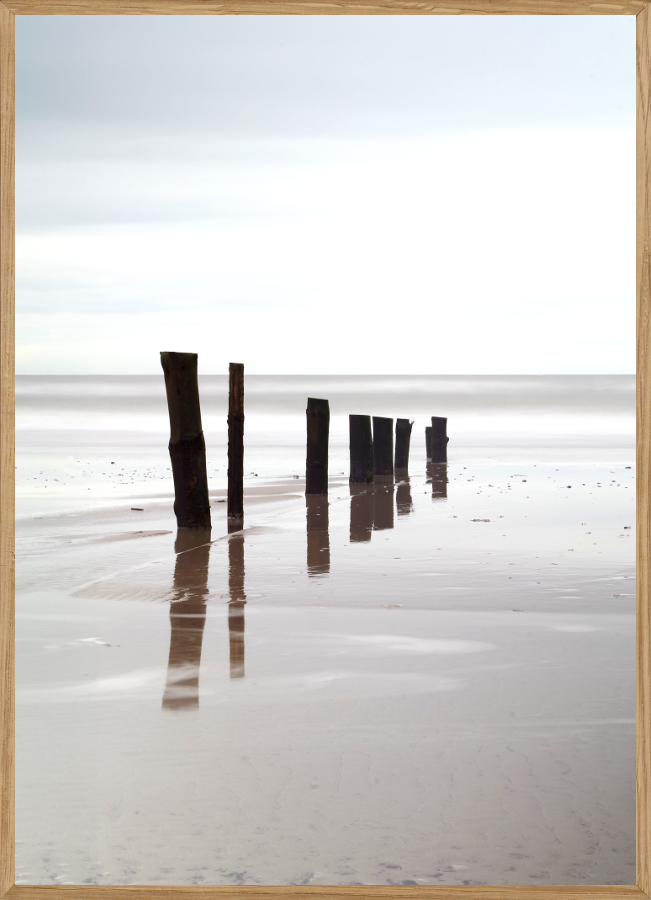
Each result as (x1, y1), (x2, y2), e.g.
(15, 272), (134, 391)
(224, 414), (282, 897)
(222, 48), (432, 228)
(14, 372), (637, 378)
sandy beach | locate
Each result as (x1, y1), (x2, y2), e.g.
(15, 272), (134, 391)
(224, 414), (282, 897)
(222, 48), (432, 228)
(15, 374), (635, 885)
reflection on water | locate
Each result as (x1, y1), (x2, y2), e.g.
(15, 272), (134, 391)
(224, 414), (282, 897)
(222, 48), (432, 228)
(162, 529), (211, 711)
(427, 463), (448, 500)
(373, 483), (395, 531)
(227, 516), (244, 535)
(349, 483), (374, 542)
(306, 494), (330, 576)
(15, 373), (637, 888)
(228, 532), (246, 679)
(396, 478), (413, 517)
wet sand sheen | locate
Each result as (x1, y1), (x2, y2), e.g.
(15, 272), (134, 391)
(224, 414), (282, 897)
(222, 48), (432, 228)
(16, 457), (635, 886)
(15, 374), (635, 885)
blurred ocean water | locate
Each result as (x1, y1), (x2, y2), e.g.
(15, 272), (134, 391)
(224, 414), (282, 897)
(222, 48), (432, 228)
(16, 373), (635, 435)
(16, 373), (635, 517)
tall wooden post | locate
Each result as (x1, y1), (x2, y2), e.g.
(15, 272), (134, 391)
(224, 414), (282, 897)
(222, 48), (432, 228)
(349, 414), (374, 483)
(431, 416), (449, 463)
(373, 416), (393, 482)
(394, 418), (413, 474)
(160, 352), (211, 530)
(227, 362), (244, 530)
(425, 426), (432, 461)
(306, 398), (329, 495)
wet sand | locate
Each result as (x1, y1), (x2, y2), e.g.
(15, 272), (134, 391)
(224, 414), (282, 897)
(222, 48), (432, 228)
(16, 458), (635, 885)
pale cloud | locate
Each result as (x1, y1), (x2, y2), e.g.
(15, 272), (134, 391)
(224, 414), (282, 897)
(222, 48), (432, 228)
(15, 17), (635, 374)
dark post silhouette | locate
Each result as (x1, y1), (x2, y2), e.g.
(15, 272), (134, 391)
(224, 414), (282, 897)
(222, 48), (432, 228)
(306, 398), (329, 495)
(373, 482), (394, 531)
(162, 528), (211, 710)
(228, 532), (246, 679)
(307, 495), (330, 575)
(425, 426), (432, 461)
(349, 414), (374, 484)
(373, 416), (393, 482)
(350, 483), (374, 542)
(160, 352), (211, 529)
(431, 416), (449, 463)
(394, 418), (413, 475)
(227, 362), (244, 531)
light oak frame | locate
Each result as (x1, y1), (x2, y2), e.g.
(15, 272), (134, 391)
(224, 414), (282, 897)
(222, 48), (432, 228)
(0, 1), (646, 897)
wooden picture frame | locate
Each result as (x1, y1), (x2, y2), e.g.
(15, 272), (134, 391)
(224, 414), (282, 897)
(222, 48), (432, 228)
(0, 2), (645, 897)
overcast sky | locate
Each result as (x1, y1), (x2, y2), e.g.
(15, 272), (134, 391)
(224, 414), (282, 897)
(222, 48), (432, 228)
(15, 15), (635, 374)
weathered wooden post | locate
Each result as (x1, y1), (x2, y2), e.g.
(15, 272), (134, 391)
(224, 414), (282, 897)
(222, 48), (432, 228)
(227, 362), (244, 531)
(394, 418), (413, 475)
(431, 416), (449, 463)
(306, 398), (329, 495)
(160, 352), (211, 529)
(425, 426), (432, 461)
(349, 414), (374, 483)
(372, 416), (393, 482)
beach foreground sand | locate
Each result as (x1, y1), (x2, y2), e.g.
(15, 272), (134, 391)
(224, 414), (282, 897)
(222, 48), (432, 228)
(16, 457), (635, 885)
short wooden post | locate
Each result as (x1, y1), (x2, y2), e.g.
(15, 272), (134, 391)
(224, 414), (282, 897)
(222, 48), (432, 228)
(394, 418), (413, 474)
(306, 398), (329, 495)
(425, 426), (432, 461)
(349, 414), (374, 483)
(160, 352), (211, 529)
(431, 416), (449, 463)
(373, 416), (393, 482)
(227, 362), (244, 530)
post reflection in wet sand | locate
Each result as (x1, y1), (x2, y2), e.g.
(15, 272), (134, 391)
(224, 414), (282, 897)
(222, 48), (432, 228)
(162, 528), (211, 711)
(228, 531), (246, 679)
(373, 482), (394, 531)
(395, 477), (413, 516)
(349, 483), (374, 542)
(306, 494), (330, 575)
(428, 463), (448, 500)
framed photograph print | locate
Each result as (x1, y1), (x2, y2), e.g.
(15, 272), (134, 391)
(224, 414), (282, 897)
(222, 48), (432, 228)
(0, 2), (646, 898)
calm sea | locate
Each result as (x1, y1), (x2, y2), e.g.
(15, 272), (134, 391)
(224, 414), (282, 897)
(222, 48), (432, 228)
(16, 374), (635, 516)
